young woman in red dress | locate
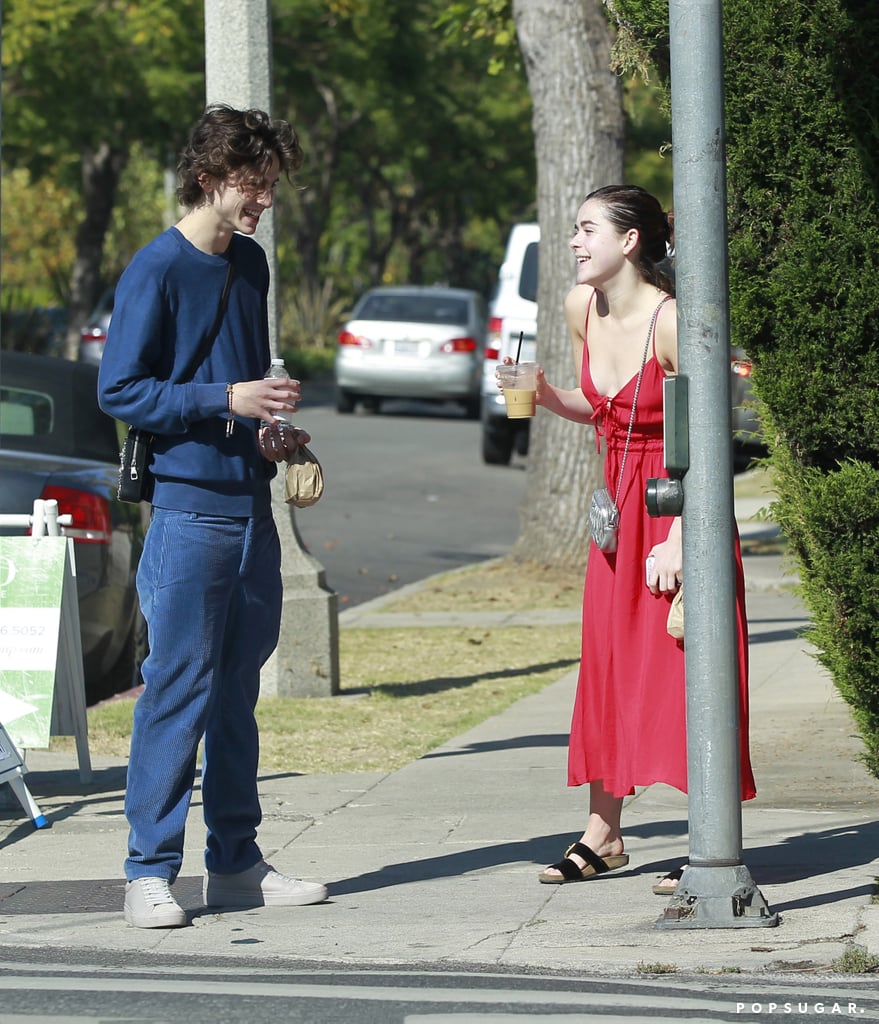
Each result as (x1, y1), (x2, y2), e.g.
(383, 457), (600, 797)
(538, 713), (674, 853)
(528, 185), (755, 891)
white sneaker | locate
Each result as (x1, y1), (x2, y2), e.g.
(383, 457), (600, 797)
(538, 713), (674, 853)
(124, 877), (187, 928)
(203, 859), (328, 908)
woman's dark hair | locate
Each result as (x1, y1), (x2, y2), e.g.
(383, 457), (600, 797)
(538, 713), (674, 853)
(585, 184), (675, 294)
(177, 104), (304, 208)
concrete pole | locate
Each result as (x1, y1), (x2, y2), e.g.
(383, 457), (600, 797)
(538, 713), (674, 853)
(204, 0), (278, 353)
(204, 0), (339, 697)
(656, 0), (776, 929)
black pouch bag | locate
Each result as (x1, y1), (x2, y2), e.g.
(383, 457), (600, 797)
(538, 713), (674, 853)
(117, 427), (153, 503)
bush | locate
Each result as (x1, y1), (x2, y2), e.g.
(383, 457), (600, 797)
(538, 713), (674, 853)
(607, 0), (879, 779)
(771, 449), (879, 777)
(280, 277), (350, 354)
(278, 276), (349, 380)
(280, 346), (335, 381)
(724, 1), (879, 469)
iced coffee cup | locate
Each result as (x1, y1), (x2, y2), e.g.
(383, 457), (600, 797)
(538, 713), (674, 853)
(497, 362), (537, 418)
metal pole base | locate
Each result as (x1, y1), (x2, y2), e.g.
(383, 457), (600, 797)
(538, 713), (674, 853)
(655, 864), (779, 930)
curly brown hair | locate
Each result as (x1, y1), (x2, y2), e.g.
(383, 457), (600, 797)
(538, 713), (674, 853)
(177, 104), (304, 208)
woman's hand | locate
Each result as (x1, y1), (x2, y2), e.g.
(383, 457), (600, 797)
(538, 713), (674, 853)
(496, 357), (548, 405)
(646, 519), (683, 594)
(534, 364), (549, 407)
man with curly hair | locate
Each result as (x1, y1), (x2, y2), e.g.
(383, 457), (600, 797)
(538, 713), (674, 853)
(99, 105), (328, 928)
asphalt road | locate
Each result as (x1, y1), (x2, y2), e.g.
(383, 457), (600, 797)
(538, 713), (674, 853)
(289, 391), (529, 609)
(2, 949), (876, 1023)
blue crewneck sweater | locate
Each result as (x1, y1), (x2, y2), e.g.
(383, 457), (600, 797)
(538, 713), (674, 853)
(98, 227), (276, 516)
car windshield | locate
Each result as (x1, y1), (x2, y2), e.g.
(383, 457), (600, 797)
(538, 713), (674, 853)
(519, 243), (539, 303)
(357, 294), (468, 326)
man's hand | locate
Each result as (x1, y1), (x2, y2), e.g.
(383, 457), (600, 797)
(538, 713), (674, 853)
(257, 423), (312, 463)
(230, 376), (300, 424)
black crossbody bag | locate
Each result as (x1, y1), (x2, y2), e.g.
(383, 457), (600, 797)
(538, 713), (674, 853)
(117, 262), (235, 503)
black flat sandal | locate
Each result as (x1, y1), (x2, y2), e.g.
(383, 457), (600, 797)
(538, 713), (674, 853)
(652, 866), (685, 895)
(538, 842), (630, 884)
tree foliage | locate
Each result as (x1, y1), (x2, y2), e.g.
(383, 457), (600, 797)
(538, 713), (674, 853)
(1, 168), (78, 307)
(3, 0), (671, 367)
(271, 0), (535, 306)
(2, 0), (538, 350)
(2, 0), (203, 177)
(606, 0), (879, 779)
(2, 0), (206, 354)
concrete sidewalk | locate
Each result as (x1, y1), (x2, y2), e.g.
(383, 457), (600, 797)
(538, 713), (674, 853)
(0, 499), (878, 976)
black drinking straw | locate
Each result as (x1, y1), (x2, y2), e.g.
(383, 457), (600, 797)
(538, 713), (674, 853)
(515, 330), (524, 364)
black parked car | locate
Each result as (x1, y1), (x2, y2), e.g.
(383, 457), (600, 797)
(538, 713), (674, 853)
(0, 351), (146, 704)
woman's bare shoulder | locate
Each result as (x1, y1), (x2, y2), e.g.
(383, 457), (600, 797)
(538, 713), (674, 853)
(655, 294), (678, 370)
(656, 294), (677, 329)
(564, 284), (593, 320)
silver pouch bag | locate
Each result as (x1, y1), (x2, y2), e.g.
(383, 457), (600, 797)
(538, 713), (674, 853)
(589, 487), (620, 553)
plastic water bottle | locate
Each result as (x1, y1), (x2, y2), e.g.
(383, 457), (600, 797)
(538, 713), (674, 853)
(263, 357), (293, 428)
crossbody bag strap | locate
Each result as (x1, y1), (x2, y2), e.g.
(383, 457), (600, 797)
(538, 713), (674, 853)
(178, 259), (235, 383)
(611, 294), (672, 509)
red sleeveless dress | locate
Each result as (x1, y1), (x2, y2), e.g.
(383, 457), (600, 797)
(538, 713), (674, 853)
(567, 297), (756, 800)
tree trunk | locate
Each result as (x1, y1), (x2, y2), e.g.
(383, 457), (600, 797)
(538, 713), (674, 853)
(64, 144), (128, 360)
(511, 0), (624, 566)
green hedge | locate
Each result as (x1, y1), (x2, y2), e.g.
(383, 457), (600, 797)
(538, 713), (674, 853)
(608, 0), (879, 778)
(771, 446), (879, 775)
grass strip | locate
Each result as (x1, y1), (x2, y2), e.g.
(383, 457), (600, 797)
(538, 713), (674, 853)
(54, 466), (778, 775)
(378, 559), (584, 614)
(54, 615), (581, 775)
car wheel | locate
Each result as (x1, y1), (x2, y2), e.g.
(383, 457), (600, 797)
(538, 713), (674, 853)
(463, 396), (481, 420)
(482, 427), (514, 465)
(336, 387), (356, 414)
(514, 426), (530, 456)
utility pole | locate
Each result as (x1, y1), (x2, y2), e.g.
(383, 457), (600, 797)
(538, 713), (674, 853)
(656, 0), (777, 929)
(203, 0), (339, 698)
(204, 0), (279, 352)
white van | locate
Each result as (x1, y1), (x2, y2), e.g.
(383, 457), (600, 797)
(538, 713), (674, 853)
(481, 223), (539, 464)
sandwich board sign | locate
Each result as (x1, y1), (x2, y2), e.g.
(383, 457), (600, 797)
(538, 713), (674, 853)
(0, 719), (48, 828)
(0, 534), (91, 781)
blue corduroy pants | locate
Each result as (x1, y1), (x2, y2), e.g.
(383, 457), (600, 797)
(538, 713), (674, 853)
(125, 509), (282, 882)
